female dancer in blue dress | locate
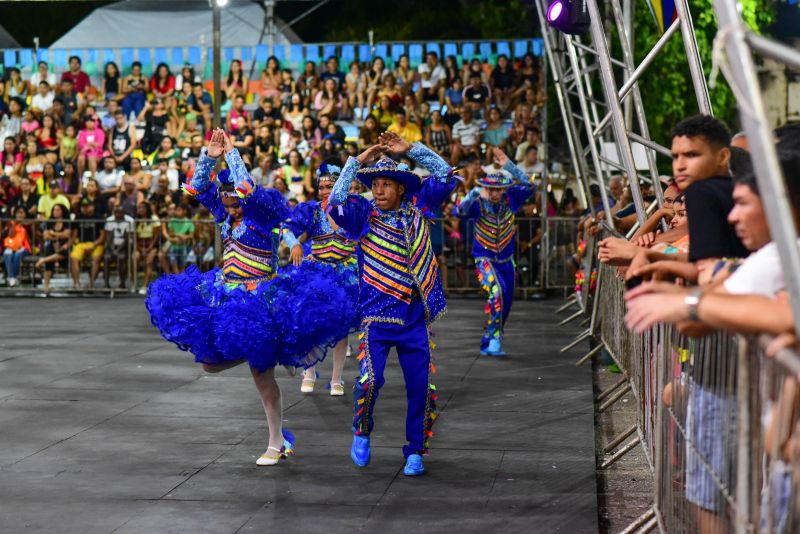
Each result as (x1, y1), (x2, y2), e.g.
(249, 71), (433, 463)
(282, 161), (360, 396)
(146, 130), (353, 466)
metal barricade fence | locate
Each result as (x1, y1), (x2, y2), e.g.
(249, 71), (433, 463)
(0, 216), (580, 296)
(0, 217), (221, 295)
(592, 258), (800, 533)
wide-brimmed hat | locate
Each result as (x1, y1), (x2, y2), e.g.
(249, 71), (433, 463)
(477, 172), (514, 189)
(357, 157), (422, 195)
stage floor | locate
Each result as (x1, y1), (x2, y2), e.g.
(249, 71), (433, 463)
(0, 297), (597, 533)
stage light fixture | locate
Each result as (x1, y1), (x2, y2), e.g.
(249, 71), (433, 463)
(546, 0), (590, 35)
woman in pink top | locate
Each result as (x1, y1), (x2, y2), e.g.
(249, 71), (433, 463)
(77, 115), (106, 177)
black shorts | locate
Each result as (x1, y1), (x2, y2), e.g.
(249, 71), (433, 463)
(44, 255), (68, 273)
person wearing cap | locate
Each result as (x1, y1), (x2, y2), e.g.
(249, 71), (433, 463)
(327, 131), (458, 476)
(456, 147), (536, 357)
(146, 129), (358, 468)
(37, 179), (70, 220)
(281, 160), (360, 396)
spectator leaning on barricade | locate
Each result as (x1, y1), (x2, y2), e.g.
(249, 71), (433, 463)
(619, 124), (800, 534)
(624, 130), (800, 338)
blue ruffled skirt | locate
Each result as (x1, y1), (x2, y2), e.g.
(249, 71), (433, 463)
(145, 259), (359, 372)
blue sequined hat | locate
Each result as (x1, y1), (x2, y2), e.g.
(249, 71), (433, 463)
(356, 158), (422, 195)
(477, 172), (513, 189)
(316, 162), (342, 182)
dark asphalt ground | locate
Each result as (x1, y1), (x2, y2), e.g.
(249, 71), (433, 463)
(0, 297), (597, 533)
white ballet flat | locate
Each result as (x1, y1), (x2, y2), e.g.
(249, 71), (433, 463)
(256, 446), (284, 466)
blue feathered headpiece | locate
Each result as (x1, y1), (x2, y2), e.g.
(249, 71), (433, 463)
(316, 163), (342, 182)
(216, 169), (233, 185)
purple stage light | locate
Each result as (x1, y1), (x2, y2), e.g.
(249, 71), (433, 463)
(547, 0), (565, 22)
(546, 0), (589, 35)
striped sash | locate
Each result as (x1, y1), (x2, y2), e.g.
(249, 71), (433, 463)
(222, 238), (274, 282)
(311, 232), (357, 263)
(361, 217), (415, 303)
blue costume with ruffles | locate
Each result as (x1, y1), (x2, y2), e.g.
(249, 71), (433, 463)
(328, 143), (457, 460)
(456, 161), (535, 354)
(145, 148), (355, 372)
(281, 198), (360, 339)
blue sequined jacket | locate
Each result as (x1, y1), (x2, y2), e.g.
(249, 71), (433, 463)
(456, 161), (535, 263)
(188, 149), (289, 282)
(328, 143), (457, 326)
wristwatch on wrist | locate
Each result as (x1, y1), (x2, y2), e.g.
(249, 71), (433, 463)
(684, 288), (704, 322)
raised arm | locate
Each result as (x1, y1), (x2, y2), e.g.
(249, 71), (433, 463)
(183, 142), (225, 222)
(223, 131), (288, 228)
(456, 187), (482, 219)
(330, 143), (387, 206)
(493, 147), (533, 186)
(380, 132), (457, 210)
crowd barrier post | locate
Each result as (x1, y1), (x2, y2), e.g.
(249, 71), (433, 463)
(712, 0), (800, 339)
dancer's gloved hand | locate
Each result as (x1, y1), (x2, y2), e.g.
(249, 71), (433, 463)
(289, 244), (304, 267)
(207, 129), (225, 158)
(468, 186), (482, 199)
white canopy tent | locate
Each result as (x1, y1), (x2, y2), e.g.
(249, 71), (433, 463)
(0, 24), (20, 48)
(50, 0), (302, 49)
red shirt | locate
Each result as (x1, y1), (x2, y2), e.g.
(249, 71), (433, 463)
(61, 70), (91, 93)
(150, 75), (176, 97)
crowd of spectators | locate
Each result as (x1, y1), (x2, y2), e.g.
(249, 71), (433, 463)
(556, 114), (800, 533)
(0, 51), (548, 292)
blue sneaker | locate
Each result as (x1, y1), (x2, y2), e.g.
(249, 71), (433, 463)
(403, 454), (425, 476)
(351, 435), (371, 467)
(481, 338), (506, 357)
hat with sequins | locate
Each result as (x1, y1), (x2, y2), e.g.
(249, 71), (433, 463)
(477, 172), (514, 189)
(356, 157), (422, 195)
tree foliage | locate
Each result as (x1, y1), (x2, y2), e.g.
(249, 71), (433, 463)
(626, 0), (775, 146)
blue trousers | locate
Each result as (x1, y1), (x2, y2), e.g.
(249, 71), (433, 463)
(122, 92), (146, 119)
(4, 249), (29, 278)
(476, 257), (515, 350)
(352, 298), (437, 458)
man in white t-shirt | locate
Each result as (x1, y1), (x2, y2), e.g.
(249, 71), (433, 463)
(94, 156), (124, 199)
(450, 107), (482, 165)
(518, 145), (545, 177)
(30, 81), (55, 113)
(29, 61), (57, 92)
(415, 52), (446, 104)
(150, 159), (180, 193)
(103, 204), (135, 289)
(722, 170), (787, 297)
